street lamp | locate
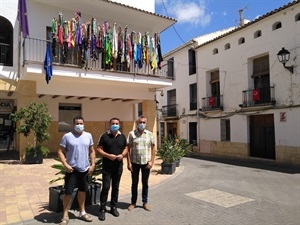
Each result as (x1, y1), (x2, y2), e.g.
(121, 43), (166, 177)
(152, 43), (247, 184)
(277, 47), (294, 74)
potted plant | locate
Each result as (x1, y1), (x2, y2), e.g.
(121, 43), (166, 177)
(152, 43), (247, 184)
(174, 138), (193, 167)
(157, 135), (178, 174)
(48, 158), (102, 212)
(10, 102), (52, 164)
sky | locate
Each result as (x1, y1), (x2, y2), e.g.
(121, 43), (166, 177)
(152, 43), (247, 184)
(155, 0), (294, 54)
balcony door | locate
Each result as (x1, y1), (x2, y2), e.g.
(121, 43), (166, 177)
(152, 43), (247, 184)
(167, 89), (176, 117)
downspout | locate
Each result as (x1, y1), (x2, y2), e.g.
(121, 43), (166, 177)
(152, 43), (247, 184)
(194, 41), (201, 153)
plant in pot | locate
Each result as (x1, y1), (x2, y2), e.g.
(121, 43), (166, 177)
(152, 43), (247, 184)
(157, 135), (179, 174)
(174, 138), (193, 167)
(48, 158), (103, 212)
(10, 102), (52, 164)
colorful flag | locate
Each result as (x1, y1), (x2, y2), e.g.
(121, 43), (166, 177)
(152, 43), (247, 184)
(17, 0), (29, 38)
(44, 43), (53, 84)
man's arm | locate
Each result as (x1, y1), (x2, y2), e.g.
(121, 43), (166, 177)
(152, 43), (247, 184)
(96, 146), (117, 161)
(57, 146), (73, 173)
(88, 145), (96, 174)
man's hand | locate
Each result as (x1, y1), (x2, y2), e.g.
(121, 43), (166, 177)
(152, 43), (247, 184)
(108, 154), (117, 161)
(146, 161), (153, 169)
(88, 164), (95, 175)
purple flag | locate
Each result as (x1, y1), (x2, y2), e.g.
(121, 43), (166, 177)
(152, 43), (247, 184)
(17, 0), (29, 38)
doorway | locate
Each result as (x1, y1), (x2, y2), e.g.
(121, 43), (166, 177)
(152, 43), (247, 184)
(249, 114), (275, 159)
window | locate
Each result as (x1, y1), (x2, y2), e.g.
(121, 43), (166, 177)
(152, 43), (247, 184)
(252, 55), (270, 104)
(189, 83), (197, 110)
(238, 37), (245, 45)
(167, 89), (177, 117)
(188, 49), (196, 75)
(0, 17), (13, 66)
(272, 22), (282, 30)
(254, 30), (262, 38)
(295, 13), (300, 21)
(213, 48), (218, 55)
(138, 103), (142, 116)
(210, 70), (220, 108)
(167, 57), (174, 78)
(59, 104), (81, 132)
(221, 119), (230, 141)
(225, 43), (230, 50)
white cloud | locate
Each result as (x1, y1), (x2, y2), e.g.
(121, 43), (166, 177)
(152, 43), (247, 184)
(161, 0), (211, 27)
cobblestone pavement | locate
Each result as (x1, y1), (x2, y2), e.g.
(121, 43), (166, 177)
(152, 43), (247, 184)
(1, 154), (300, 225)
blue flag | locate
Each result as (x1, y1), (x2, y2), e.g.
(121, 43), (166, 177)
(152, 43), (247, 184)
(44, 42), (52, 84)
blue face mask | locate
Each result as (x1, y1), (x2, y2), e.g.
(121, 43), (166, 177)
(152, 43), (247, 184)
(111, 124), (120, 132)
(74, 124), (84, 133)
(138, 123), (146, 131)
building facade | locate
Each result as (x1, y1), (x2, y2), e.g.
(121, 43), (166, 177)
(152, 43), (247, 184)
(0, 0), (176, 160)
(157, 1), (300, 165)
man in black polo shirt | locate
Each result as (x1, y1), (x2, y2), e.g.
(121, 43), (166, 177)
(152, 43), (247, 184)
(97, 117), (128, 221)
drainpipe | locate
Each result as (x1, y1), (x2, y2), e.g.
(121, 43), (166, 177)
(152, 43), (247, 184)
(194, 41), (201, 153)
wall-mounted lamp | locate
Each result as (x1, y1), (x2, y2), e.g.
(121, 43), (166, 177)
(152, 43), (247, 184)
(160, 90), (164, 97)
(277, 47), (294, 74)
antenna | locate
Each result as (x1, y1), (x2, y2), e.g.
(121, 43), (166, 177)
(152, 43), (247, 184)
(238, 6), (248, 26)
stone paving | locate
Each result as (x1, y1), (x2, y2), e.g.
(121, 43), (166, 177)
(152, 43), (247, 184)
(1, 153), (300, 225)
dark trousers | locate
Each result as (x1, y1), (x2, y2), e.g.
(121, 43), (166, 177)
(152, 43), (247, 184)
(131, 162), (150, 204)
(100, 165), (123, 209)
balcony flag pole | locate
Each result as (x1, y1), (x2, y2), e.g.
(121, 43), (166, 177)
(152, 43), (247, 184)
(17, 0), (29, 78)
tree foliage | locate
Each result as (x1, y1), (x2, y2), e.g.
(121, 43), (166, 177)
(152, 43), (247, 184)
(10, 102), (52, 156)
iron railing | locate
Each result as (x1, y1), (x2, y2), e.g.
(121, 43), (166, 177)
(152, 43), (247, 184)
(201, 95), (223, 111)
(162, 104), (178, 117)
(240, 86), (276, 107)
(22, 37), (169, 77)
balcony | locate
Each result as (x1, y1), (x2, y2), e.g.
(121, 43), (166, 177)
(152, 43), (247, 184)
(201, 95), (223, 111)
(240, 86), (276, 108)
(23, 37), (170, 78)
(162, 104), (178, 118)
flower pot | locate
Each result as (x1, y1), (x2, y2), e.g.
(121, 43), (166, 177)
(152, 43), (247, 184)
(72, 183), (101, 209)
(48, 186), (77, 212)
(175, 158), (181, 167)
(25, 151), (43, 164)
(161, 162), (176, 174)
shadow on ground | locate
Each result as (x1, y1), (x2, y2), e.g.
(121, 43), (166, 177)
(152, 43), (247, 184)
(187, 153), (300, 174)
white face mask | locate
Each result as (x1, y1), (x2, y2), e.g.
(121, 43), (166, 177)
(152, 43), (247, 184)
(74, 124), (84, 133)
(138, 123), (146, 131)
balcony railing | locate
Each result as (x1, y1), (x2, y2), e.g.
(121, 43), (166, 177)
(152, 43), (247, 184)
(0, 43), (13, 66)
(240, 86), (276, 108)
(162, 104), (178, 118)
(23, 37), (169, 77)
(201, 95), (223, 111)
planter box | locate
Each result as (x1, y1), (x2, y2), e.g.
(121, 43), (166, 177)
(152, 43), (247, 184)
(72, 183), (101, 209)
(25, 151), (43, 164)
(49, 183), (101, 212)
(48, 186), (77, 212)
(161, 162), (176, 174)
(175, 158), (181, 167)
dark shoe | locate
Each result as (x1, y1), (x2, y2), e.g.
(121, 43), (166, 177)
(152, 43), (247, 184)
(98, 210), (105, 221)
(143, 203), (151, 211)
(110, 207), (119, 217)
